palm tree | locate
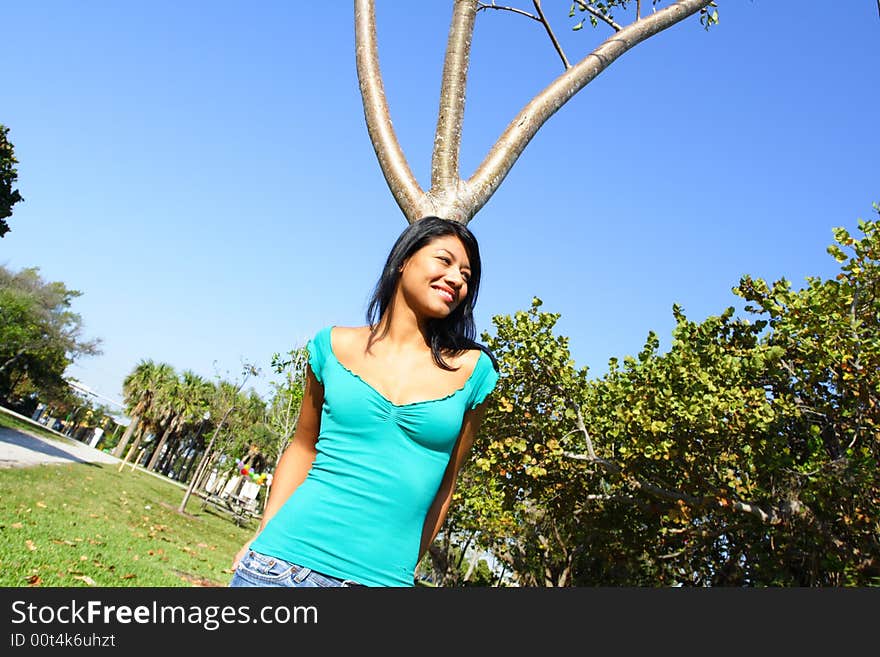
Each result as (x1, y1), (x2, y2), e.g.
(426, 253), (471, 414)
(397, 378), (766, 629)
(113, 360), (160, 458)
(146, 369), (211, 471)
(118, 362), (176, 468)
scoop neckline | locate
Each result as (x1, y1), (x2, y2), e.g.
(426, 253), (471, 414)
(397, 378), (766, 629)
(326, 325), (484, 408)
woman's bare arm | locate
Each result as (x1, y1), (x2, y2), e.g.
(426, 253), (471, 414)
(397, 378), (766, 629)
(418, 399), (490, 562)
(232, 364), (324, 567)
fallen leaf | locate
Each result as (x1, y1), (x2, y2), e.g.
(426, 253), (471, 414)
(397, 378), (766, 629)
(25, 540), (36, 551)
(73, 575), (96, 586)
(11, 522), (23, 529)
(121, 574), (137, 580)
(26, 575), (42, 586)
(36, 502), (47, 508)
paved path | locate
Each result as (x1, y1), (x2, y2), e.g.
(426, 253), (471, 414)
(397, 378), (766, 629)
(0, 425), (120, 469)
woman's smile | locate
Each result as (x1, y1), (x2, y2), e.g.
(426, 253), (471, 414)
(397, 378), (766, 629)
(431, 284), (456, 303)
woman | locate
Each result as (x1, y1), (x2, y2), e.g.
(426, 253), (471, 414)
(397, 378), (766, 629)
(230, 216), (500, 587)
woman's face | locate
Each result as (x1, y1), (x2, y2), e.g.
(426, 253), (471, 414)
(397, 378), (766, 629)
(398, 234), (472, 319)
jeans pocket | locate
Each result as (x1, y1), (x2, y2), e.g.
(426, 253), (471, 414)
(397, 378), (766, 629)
(237, 550), (298, 582)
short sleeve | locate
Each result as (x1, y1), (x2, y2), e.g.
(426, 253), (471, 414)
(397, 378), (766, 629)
(469, 352), (500, 410)
(306, 326), (330, 385)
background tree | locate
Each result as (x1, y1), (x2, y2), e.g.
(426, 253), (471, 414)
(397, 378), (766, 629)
(464, 298), (598, 585)
(144, 369), (213, 472)
(178, 363), (259, 513)
(114, 359), (160, 458)
(211, 389), (274, 501)
(0, 123), (23, 237)
(189, 384), (266, 490)
(117, 362), (176, 470)
(455, 206), (880, 586)
(0, 265), (101, 413)
(356, 0), (716, 224)
(266, 348), (308, 464)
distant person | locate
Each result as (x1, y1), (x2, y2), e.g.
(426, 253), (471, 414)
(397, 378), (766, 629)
(230, 216), (499, 587)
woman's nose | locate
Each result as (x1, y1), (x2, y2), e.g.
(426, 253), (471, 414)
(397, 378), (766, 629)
(445, 271), (464, 288)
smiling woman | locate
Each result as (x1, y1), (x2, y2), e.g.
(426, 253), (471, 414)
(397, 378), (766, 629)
(229, 216), (500, 588)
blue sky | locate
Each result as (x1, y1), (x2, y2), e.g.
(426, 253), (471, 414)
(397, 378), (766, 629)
(3, 1), (878, 413)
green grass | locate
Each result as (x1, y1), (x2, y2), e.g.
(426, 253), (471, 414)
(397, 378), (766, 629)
(0, 435), (257, 587)
(0, 407), (70, 443)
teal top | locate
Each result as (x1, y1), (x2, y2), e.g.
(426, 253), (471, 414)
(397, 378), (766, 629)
(250, 325), (500, 587)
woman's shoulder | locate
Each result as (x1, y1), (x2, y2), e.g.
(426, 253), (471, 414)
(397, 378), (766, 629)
(324, 325), (374, 359)
(456, 340), (499, 373)
(327, 325), (370, 345)
(450, 347), (482, 372)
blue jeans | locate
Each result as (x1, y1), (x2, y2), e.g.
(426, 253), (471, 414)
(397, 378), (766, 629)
(229, 549), (366, 587)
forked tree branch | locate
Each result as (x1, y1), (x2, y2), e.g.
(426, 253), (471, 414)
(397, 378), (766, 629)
(465, 0), (712, 221)
(430, 1), (478, 203)
(355, 0), (424, 220)
(355, 0), (712, 224)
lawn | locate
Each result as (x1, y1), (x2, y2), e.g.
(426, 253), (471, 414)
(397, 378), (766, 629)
(0, 418), (256, 587)
(0, 407), (70, 443)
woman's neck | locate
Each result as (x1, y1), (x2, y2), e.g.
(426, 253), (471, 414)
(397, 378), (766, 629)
(371, 304), (432, 354)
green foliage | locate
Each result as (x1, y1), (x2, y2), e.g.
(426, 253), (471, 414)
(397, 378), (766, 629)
(0, 265), (101, 408)
(415, 540), (497, 587)
(265, 346), (309, 465)
(452, 207), (880, 586)
(699, 2), (719, 29)
(446, 297), (593, 585)
(0, 123), (24, 237)
(568, 1), (719, 31)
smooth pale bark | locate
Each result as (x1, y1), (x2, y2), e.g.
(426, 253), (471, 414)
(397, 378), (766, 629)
(355, 0), (712, 224)
(111, 415), (139, 458)
(117, 425), (146, 471)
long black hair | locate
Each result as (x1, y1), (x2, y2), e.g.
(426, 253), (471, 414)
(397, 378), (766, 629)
(366, 216), (498, 372)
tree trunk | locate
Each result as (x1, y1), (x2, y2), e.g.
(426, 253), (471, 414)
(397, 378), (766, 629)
(112, 415), (139, 458)
(146, 424), (174, 470)
(118, 427), (145, 472)
(178, 407), (233, 513)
